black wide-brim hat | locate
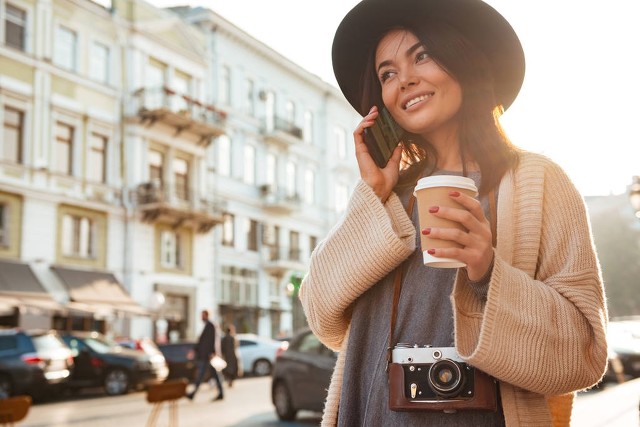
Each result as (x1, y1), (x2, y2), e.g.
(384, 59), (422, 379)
(332, 0), (525, 116)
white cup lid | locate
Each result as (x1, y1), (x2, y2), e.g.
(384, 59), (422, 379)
(414, 175), (478, 196)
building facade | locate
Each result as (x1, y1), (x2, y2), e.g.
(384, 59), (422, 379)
(0, 0), (360, 341)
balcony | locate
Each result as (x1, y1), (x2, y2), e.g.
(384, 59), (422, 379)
(131, 87), (227, 146)
(262, 116), (303, 147)
(259, 185), (301, 214)
(135, 181), (225, 233)
(261, 245), (305, 275)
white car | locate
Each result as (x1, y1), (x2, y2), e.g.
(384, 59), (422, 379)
(237, 334), (288, 376)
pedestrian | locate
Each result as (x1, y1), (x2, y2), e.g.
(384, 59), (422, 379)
(186, 309), (224, 401)
(221, 325), (242, 387)
(299, 0), (608, 426)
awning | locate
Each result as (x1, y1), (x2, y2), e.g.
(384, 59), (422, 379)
(50, 266), (151, 317)
(0, 259), (64, 312)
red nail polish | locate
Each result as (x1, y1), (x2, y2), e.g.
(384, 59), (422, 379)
(427, 249), (436, 255)
(429, 206), (439, 213)
(449, 191), (460, 197)
(422, 228), (431, 235)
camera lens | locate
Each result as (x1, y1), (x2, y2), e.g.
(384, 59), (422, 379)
(428, 359), (464, 397)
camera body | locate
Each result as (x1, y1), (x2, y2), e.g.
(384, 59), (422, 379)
(388, 344), (497, 413)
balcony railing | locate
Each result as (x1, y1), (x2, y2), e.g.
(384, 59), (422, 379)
(136, 181), (225, 232)
(131, 87), (227, 145)
(262, 116), (303, 147)
(259, 184), (301, 214)
(261, 245), (305, 274)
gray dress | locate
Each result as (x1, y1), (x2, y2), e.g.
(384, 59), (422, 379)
(337, 171), (505, 426)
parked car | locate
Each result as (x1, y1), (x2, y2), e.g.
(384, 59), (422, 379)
(238, 333), (288, 377)
(60, 331), (168, 396)
(157, 341), (199, 382)
(606, 318), (640, 380)
(271, 328), (336, 421)
(0, 329), (74, 400)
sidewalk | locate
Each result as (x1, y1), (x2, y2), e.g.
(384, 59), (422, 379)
(573, 378), (640, 427)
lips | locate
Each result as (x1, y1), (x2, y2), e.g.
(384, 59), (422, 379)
(403, 92), (434, 110)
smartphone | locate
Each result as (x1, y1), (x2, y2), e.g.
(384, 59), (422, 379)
(363, 107), (403, 168)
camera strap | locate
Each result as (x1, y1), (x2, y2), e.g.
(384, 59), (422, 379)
(386, 189), (497, 370)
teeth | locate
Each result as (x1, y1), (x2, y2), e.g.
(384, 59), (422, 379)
(404, 94), (432, 109)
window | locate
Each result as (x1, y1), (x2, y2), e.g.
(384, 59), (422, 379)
(245, 78), (255, 116)
(285, 100), (295, 125)
(160, 230), (181, 269)
(336, 183), (349, 213)
(5, 4), (26, 51)
(266, 153), (277, 188)
(54, 122), (73, 175)
(222, 213), (234, 247)
(246, 219), (258, 252)
(304, 169), (315, 205)
(88, 133), (107, 183)
(146, 59), (166, 109)
(173, 157), (189, 201)
(243, 145), (255, 185)
(304, 111), (314, 143)
(173, 71), (190, 112)
(0, 203), (8, 247)
(148, 149), (164, 187)
(309, 235), (318, 255)
(219, 65), (231, 106)
(62, 214), (95, 258)
(89, 41), (110, 84)
(335, 126), (347, 159)
(262, 224), (279, 246)
(54, 26), (77, 71)
(217, 135), (231, 177)
(289, 231), (300, 261)
(220, 266), (258, 306)
(285, 161), (297, 198)
(2, 106), (23, 163)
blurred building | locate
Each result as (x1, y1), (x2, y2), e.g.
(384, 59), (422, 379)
(0, 0), (360, 340)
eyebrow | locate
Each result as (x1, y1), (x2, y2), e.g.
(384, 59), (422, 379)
(376, 41), (425, 73)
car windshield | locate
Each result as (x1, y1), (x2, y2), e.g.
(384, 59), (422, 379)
(83, 335), (119, 353)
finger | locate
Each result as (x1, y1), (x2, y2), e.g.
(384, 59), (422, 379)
(448, 191), (486, 222)
(428, 204), (489, 237)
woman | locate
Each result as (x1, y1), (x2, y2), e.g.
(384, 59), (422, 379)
(221, 325), (242, 387)
(299, 0), (608, 425)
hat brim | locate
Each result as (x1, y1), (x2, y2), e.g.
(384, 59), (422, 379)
(332, 0), (525, 116)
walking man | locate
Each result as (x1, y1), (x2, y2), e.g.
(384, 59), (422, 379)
(187, 309), (224, 401)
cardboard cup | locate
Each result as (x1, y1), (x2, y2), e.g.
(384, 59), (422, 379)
(413, 176), (478, 268)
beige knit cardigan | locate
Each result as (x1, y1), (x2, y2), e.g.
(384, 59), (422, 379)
(299, 152), (608, 427)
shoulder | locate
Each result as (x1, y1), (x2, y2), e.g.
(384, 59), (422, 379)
(513, 151), (578, 191)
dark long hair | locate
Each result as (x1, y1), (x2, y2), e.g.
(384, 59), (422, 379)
(358, 18), (520, 196)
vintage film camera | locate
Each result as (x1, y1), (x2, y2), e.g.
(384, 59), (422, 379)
(388, 344), (498, 413)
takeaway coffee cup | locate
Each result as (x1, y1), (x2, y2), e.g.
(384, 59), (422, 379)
(413, 176), (478, 268)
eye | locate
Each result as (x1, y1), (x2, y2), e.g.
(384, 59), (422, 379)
(416, 50), (431, 64)
(379, 69), (396, 84)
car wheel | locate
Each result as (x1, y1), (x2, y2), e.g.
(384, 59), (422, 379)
(0, 373), (12, 398)
(253, 359), (272, 376)
(104, 369), (130, 396)
(273, 381), (297, 421)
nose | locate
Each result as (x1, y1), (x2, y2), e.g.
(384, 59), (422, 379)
(399, 73), (418, 91)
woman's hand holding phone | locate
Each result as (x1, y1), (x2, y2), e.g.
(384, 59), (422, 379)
(354, 105), (403, 203)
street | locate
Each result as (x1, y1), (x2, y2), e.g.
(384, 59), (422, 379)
(18, 376), (640, 427)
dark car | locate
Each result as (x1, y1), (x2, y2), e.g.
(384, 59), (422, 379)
(61, 331), (168, 396)
(0, 329), (74, 399)
(157, 341), (199, 382)
(271, 328), (337, 421)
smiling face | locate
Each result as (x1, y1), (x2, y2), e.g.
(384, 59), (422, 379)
(375, 29), (462, 144)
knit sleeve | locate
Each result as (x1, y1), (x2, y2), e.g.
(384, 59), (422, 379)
(452, 155), (608, 396)
(299, 180), (416, 350)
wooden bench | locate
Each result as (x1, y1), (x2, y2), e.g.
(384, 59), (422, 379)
(0, 395), (31, 426)
(145, 379), (188, 427)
